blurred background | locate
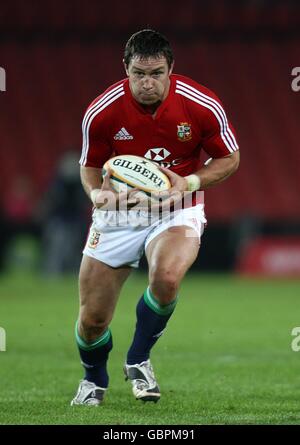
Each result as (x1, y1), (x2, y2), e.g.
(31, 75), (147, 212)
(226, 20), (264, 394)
(0, 0), (300, 277)
(1, 2), (300, 425)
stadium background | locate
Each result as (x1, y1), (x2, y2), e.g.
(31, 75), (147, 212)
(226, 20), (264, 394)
(1, 0), (300, 274)
(1, 0), (300, 425)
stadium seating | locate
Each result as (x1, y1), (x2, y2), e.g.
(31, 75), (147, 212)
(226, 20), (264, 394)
(1, 1), (299, 34)
(0, 1), (299, 222)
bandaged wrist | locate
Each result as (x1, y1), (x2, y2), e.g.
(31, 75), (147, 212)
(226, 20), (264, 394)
(184, 174), (201, 192)
(90, 188), (101, 206)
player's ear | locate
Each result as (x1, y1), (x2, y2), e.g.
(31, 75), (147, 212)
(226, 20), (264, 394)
(123, 59), (129, 76)
(168, 61), (175, 75)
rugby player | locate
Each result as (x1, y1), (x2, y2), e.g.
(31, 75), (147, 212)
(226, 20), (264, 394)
(71, 29), (239, 405)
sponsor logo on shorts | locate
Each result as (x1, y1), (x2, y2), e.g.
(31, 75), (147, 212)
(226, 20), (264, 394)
(88, 230), (101, 249)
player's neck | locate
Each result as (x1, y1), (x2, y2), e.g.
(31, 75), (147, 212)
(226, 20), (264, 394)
(141, 101), (162, 116)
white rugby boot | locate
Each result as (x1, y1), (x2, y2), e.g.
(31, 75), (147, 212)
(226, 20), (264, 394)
(70, 380), (106, 406)
(124, 359), (160, 403)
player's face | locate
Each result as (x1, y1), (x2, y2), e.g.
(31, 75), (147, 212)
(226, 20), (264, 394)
(125, 56), (173, 105)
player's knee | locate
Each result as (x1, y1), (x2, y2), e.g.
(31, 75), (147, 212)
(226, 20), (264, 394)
(149, 267), (179, 304)
(79, 311), (109, 343)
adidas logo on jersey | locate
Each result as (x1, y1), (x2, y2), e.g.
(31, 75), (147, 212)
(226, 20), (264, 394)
(114, 127), (133, 140)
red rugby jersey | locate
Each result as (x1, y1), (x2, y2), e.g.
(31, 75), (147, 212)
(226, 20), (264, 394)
(80, 74), (239, 177)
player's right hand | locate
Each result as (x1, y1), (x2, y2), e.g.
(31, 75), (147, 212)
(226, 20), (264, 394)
(91, 169), (139, 210)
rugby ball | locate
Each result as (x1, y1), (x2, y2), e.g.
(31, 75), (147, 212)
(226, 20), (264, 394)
(102, 155), (171, 196)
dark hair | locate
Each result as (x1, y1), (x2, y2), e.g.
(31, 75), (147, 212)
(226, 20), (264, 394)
(124, 29), (174, 68)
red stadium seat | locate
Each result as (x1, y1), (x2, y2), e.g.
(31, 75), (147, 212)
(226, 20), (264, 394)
(1, 2), (300, 221)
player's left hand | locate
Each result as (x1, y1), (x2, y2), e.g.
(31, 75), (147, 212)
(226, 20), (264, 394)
(159, 166), (188, 193)
(151, 166), (189, 211)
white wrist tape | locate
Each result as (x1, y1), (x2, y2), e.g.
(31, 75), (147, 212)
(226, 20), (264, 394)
(90, 188), (101, 206)
(185, 174), (201, 192)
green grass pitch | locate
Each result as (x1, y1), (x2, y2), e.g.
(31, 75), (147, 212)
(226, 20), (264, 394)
(0, 271), (300, 425)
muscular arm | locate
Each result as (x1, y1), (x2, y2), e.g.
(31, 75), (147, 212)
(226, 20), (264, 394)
(80, 166), (103, 203)
(155, 151), (240, 201)
(196, 151), (240, 190)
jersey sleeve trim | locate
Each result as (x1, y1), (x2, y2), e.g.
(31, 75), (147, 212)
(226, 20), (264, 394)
(175, 80), (239, 154)
(80, 83), (125, 166)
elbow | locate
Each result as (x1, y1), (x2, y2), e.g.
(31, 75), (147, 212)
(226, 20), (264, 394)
(231, 151), (240, 173)
(233, 157), (240, 173)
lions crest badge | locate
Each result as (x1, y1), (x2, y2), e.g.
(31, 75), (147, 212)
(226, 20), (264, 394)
(177, 122), (192, 141)
(88, 229), (101, 249)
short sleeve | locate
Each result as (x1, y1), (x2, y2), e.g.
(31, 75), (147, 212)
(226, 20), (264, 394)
(201, 94), (239, 158)
(79, 103), (113, 168)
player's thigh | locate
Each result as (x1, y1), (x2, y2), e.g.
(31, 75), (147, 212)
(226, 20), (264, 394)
(146, 226), (200, 283)
(79, 254), (132, 316)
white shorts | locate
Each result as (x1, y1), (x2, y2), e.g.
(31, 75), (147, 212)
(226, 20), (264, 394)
(83, 204), (207, 268)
